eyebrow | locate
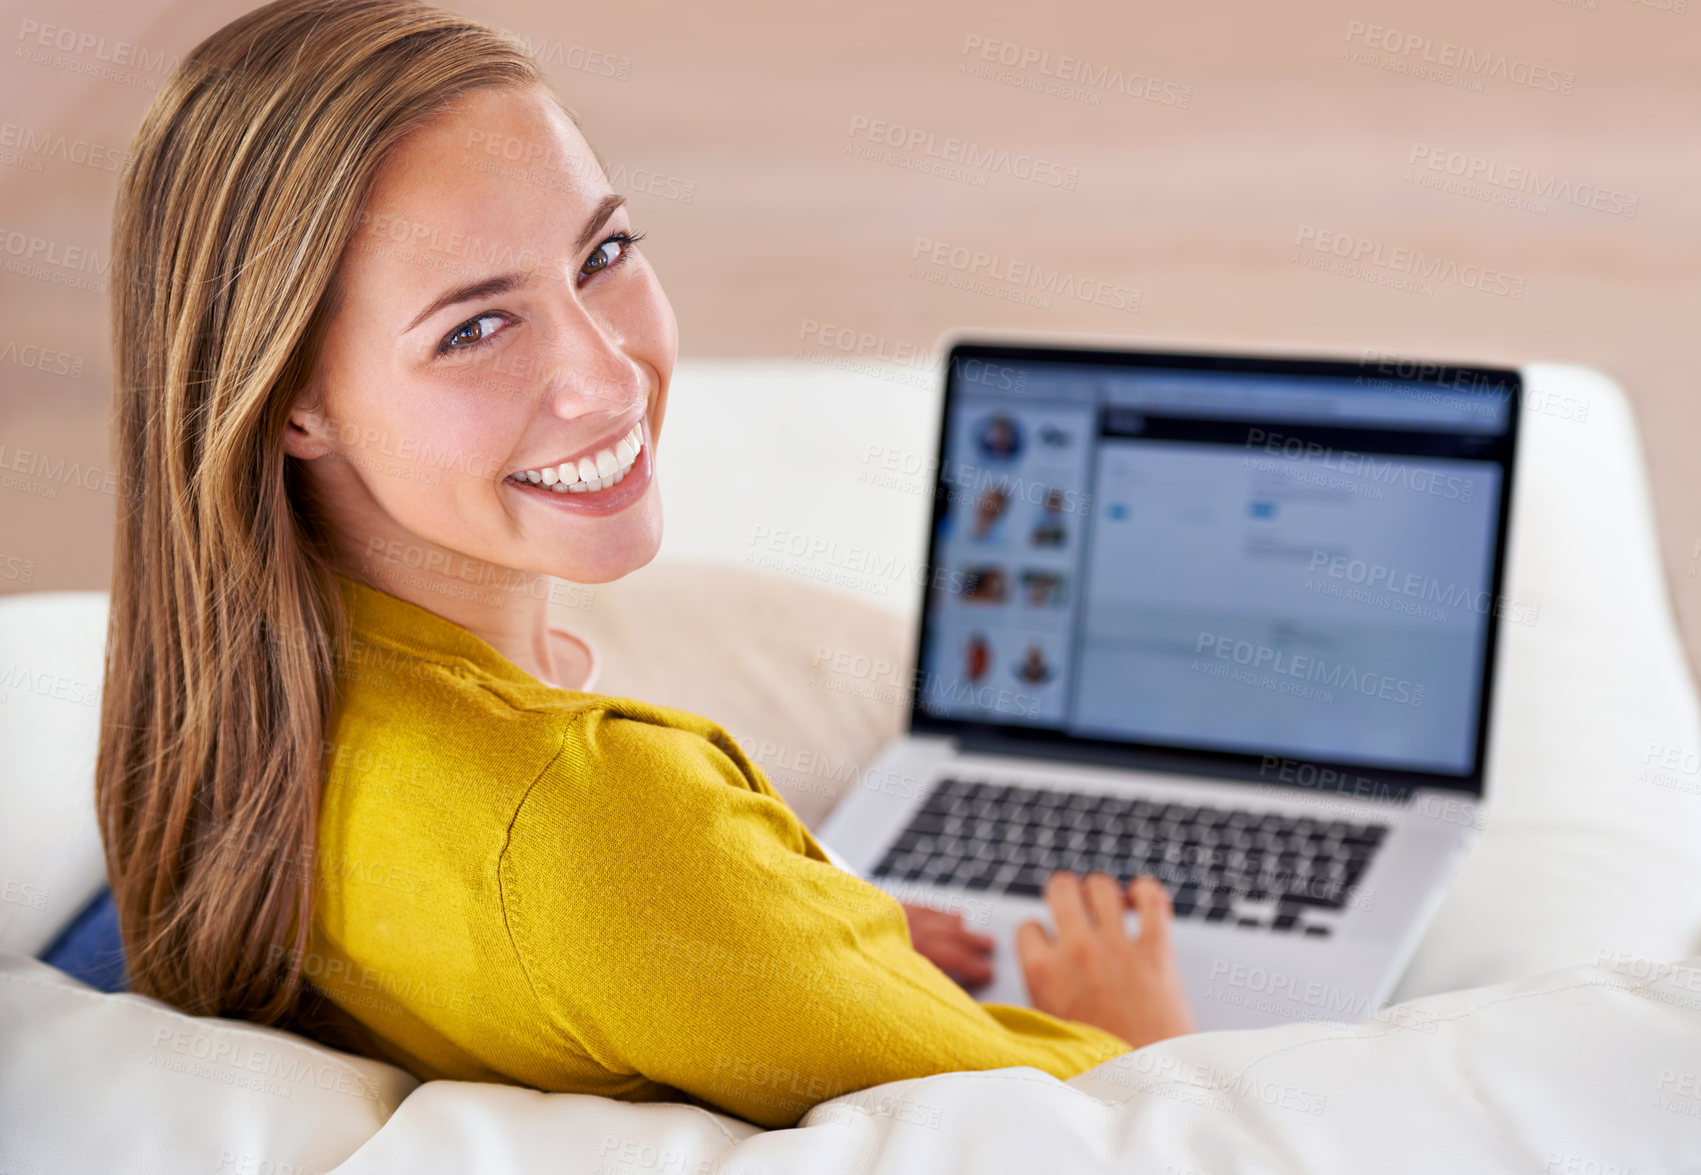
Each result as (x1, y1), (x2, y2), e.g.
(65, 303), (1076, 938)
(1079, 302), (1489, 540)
(573, 192), (628, 255)
(402, 193), (630, 334)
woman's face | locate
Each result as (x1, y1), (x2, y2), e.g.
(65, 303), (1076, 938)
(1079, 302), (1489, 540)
(285, 83), (676, 587)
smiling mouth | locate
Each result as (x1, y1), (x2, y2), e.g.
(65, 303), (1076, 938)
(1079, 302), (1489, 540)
(506, 417), (643, 494)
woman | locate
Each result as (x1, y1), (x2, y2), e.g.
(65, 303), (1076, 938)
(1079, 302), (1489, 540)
(96, 0), (1195, 1130)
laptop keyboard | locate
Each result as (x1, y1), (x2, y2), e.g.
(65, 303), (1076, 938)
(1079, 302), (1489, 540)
(868, 776), (1390, 938)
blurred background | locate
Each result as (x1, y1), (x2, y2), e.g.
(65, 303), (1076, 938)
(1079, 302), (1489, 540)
(2, 0), (1698, 676)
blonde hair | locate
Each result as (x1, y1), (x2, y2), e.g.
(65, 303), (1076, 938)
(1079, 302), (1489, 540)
(98, 0), (554, 1027)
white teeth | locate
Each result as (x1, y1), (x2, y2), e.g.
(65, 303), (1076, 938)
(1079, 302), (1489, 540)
(568, 466), (627, 493)
(510, 419), (644, 492)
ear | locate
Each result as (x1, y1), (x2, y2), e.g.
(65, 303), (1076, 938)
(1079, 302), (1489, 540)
(282, 386), (335, 461)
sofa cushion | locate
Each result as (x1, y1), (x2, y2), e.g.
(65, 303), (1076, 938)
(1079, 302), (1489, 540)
(0, 950), (417, 1174)
(0, 591), (109, 957)
(5, 944), (1698, 1174)
(1391, 364), (1701, 999)
(346, 952), (1701, 1174)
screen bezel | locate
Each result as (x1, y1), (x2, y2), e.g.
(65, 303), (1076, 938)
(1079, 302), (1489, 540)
(908, 339), (1523, 803)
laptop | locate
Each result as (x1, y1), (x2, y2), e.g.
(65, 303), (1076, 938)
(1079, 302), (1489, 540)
(817, 336), (1522, 1031)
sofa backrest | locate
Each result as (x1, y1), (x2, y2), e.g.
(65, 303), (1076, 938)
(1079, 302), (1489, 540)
(0, 591), (110, 956)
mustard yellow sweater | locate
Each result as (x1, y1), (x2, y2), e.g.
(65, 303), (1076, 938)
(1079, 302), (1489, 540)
(304, 572), (1130, 1128)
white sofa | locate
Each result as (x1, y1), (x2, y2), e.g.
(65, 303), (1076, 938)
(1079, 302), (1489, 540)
(3, 360), (1700, 1173)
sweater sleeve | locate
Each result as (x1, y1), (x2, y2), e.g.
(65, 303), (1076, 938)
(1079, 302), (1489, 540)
(497, 704), (1131, 1129)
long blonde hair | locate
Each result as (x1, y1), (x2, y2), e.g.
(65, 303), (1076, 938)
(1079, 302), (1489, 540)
(99, 0), (551, 1026)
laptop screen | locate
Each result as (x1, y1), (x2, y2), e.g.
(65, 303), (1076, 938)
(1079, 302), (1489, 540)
(913, 343), (1522, 796)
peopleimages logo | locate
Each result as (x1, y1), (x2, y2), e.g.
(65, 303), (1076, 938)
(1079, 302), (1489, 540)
(1195, 633), (1425, 707)
(0, 121), (126, 171)
(1407, 144), (1639, 218)
(1342, 21), (1577, 95)
(958, 34), (1194, 108)
(910, 236), (1141, 313)
(1245, 428), (1476, 502)
(14, 18), (180, 75)
(1308, 552), (1539, 626)
(845, 115), (1079, 189)
(1294, 225), (1526, 300)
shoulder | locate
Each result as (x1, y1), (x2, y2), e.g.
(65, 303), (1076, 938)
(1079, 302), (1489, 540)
(492, 700), (894, 1072)
(497, 699), (848, 936)
(495, 698), (878, 1012)
(327, 648), (594, 818)
(506, 697), (804, 850)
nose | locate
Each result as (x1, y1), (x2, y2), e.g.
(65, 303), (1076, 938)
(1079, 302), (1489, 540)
(536, 299), (649, 420)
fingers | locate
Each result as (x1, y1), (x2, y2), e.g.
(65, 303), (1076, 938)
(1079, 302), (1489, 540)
(1014, 918), (1053, 977)
(1043, 870), (1092, 940)
(931, 908), (997, 951)
(1128, 874), (1174, 951)
(904, 904), (997, 950)
(1082, 871), (1128, 931)
(929, 941), (995, 986)
(923, 914), (996, 958)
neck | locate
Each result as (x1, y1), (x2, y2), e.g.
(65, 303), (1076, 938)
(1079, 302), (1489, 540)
(352, 545), (565, 687)
(311, 471), (569, 689)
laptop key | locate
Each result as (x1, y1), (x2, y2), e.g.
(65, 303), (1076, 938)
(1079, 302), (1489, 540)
(1280, 889), (1346, 910)
(1007, 865), (1050, 896)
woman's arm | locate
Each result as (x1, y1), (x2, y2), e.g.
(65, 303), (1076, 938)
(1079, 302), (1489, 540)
(498, 706), (1134, 1129)
(814, 834), (997, 989)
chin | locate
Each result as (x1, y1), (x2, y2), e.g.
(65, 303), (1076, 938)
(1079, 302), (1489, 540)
(541, 521), (663, 586)
(554, 550), (655, 586)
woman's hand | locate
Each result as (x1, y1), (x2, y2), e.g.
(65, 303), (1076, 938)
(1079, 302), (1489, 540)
(900, 902), (996, 989)
(1015, 871), (1197, 1050)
